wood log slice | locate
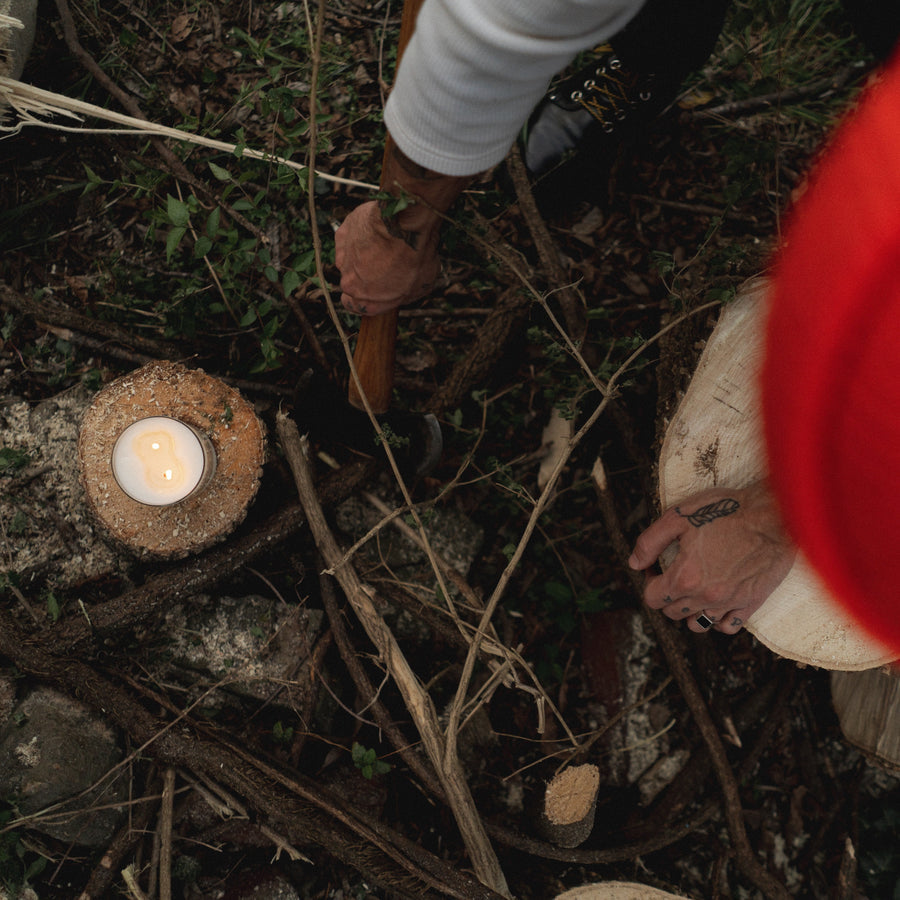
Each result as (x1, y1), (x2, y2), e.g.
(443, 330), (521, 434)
(554, 882), (691, 899)
(831, 665), (900, 771)
(658, 278), (896, 670)
(78, 362), (266, 559)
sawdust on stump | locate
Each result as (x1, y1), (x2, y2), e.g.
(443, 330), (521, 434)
(540, 763), (600, 849)
(78, 361), (266, 559)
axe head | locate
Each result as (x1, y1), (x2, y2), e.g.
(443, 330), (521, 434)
(292, 370), (442, 479)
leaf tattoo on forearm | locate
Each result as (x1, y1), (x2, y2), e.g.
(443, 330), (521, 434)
(676, 498), (740, 527)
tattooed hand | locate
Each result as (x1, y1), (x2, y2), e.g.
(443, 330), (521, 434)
(628, 481), (796, 634)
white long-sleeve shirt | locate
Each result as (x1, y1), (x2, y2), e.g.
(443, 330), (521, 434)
(384, 0), (647, 176)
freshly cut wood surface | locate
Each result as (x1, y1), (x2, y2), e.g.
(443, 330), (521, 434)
(541, 763), (600, 848)
(658, 278), (896, 671)
(831, 666), (900, 771)
(554, 882), (691, 899)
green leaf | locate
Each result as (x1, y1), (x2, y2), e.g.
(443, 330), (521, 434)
(166, 195), (190, 227)
(282, 269), (301, 297)
(46, 592), (60, 623)
(208, 161), (231, 182)
(193, 235), (213, 258)
(206, 206), (221, 239)
(0, 447), (30, 471)
(165, 226), (187, 263)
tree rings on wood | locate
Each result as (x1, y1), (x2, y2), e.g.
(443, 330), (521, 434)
(554, 882), (692, 899)
(78, 361), (266, 559)
(658, 277), (896, 670)
(831, 665), (900, 771)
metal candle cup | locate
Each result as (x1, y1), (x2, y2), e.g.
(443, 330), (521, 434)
(111, 416), (216, 506)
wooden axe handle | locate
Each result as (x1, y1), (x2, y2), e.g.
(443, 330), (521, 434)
(348, 0), (427, 413)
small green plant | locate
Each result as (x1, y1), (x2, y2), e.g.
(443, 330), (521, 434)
(0, 448), (30, 473)
(0, 804), (47, 892)
(272, 720), (294, 746)
(351, 742), (390, 780)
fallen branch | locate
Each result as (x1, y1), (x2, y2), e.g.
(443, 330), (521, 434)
(0, 613), (509, 900)
(276, 410), (511, 898)
(592, 456), (791, 899)
(45, 459), (374, 654)
(0, 76), (376, 193)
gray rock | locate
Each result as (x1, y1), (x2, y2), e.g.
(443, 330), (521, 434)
(1, 0), (38, 81)
(0, 687), (128, 847)
(162, 594), (323, 708)
(0, 383), (125, 590)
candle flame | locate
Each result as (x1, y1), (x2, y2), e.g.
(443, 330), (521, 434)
(134, 430), (188, 492)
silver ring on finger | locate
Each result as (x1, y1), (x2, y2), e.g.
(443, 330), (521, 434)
(695, 613), (715, 630)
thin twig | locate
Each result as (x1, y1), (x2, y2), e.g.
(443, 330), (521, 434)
(276, 411), (511, 897)
(157, 769), (175, 900)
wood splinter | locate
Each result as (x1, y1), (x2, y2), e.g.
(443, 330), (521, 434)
(540, 763), (600, 849)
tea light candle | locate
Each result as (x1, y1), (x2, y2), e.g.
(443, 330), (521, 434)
(112, 416), (212, 506)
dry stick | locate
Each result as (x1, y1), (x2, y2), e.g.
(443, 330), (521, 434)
(0, 284), (181, 360)
(284, 282), (331, 374)
(318, 570), (446, 801)
(77, 783), (161, 900)
(692, 64), (866, 120)
(277, 411), (511, 897)
(158, 768), (175, 900)
(592, 458), (790, 900)
(505, 145), (587, 345)
(0, 614), (507, 900)
(46, 460), (374, 655)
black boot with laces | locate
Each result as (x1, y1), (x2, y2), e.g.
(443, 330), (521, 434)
(524, 43), (663, 177)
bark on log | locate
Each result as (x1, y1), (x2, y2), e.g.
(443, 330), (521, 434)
(831, 664), (900, 771)
(658, 277), (897, 670)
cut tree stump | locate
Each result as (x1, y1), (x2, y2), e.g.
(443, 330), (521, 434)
(553, 882), (692, 899)
(658, 277), (896, 670)
(831, 665), (900, 771)
(540, 763), (600, 848)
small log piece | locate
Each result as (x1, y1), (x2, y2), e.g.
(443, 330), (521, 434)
(540, 763), (600, 849)
(554, 883), (692, 899)
(831, 664), (900, 772)
(78, 362), (266, 559)
(658, 278), (896, 671)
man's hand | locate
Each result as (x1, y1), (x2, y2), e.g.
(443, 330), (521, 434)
(335, 200), (442, 316)
(628, 481), (796, 634)
(335, 141), (471, 317)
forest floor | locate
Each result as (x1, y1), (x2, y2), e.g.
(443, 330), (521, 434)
(1, 1), (899, 898)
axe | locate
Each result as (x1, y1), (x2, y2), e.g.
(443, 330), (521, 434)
(298, 0), (440, 477)
(347, 0), (426, 416)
